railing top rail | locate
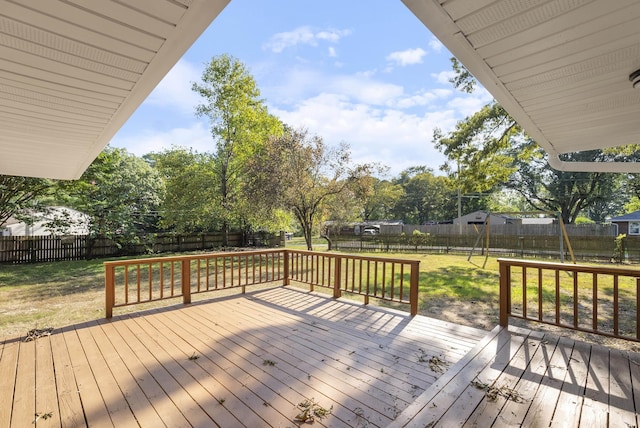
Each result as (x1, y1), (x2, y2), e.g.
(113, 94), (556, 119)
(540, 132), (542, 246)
(103, 248), (286, 267)
(498, 258), (640, 276)
(287, 249), (420, 265)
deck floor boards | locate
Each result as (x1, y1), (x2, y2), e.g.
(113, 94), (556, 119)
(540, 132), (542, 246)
(181, 296), (399, 426)
(520, 336), (576, 427)
(125, 312), (244, 426)
(12, 338), (35, 427)
(0, 337), (20, 427)
(4, 285), (638, 427)
(49, 329), (86, 428)
(608, 349), (637, 427)
(60, 326), (113, 428)
(391, 326), (640, 428)
(1, 285), (488, 427)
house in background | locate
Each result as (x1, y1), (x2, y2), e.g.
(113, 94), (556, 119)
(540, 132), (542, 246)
(1, 206), (90, 237)
(521, 217), (555, 225)
(453, 210), (520, 226)
(610, 211), (640, 236)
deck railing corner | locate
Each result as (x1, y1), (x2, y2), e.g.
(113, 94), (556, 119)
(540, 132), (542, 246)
(105, 249), (422, 319)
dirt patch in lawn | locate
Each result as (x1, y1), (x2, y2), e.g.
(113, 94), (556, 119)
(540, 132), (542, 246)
(422, 296), (640, 353)
(422, 297), (499, 331)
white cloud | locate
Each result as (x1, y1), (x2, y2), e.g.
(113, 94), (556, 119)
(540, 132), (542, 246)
(116, 80), (487, 176)
(329, 76), (404, 105)
(263, 68), (403, 106)
(328, 46), (337, 57)
(256, 59), (496, 174)
(263, 26), (351, 53)
(447, 87), (494, 116)
(432, 70), (456, 86)
(428, 38), (444, 53)
(146, 59), (201, 114)
(394, 89), (452, 109)
(112, 122), (212, 156)
(270, 93), (459, 174)
(316, 29), (351, 42)
(386, 48), (427, 66)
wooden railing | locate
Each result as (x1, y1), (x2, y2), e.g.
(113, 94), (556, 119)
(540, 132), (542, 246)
(105, 249), (420, 318)
(499, 258), (640, 342)
(287, 250), (420, 315)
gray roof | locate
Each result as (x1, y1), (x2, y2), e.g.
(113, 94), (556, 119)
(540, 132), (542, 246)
(610, 211), (640, 222)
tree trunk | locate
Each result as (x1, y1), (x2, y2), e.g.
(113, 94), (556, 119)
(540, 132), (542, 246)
(303, 224), (312, 250)
(222, 221), (229, 247)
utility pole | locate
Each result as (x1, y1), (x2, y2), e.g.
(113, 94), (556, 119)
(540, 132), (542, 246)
(457, 160), (462, 234)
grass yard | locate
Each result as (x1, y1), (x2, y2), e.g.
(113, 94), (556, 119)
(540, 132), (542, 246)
(0, 259), (106, 337)
(2, 247), (638, 353)
(0, 250), (502, 338)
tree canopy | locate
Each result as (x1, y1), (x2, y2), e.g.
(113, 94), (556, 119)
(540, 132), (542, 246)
(9, 55), (638, 246)
(58, 147), (164, 244)
(147, 147), (218, 233)
(433, 58), (626, 223)
(0, 175), (54, 228)
(192, 54), (283, 244)
(245, 127), (369, 250)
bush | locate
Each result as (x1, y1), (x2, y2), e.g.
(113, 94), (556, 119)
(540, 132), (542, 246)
(575, 216), (595, 224)
(612, 233), (626, 263)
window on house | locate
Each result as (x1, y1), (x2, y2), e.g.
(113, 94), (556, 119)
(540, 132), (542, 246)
(629, 222), (640, 235)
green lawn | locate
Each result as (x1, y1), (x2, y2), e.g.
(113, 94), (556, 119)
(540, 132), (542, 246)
(0, 250), (506, 337)
(284, 236), (329, 251)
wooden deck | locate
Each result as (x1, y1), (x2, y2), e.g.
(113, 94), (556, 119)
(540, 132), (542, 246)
(3, 285), (639, 427)
(391, 325), (640, 427)
(0, 285), (486, 427)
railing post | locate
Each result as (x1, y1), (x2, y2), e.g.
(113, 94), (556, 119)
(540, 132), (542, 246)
(333, 255), (342, 299)
(181, 258), (191, 305)
(283, 250), (290, 285)
(410, 261), (419, 316)
(499, 260), (510, 327)
(637, 278), (640, 341)
(105, 264), (115, 319)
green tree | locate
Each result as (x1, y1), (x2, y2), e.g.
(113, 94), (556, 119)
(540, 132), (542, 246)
(58, 147), (164, 251)
(624, 197), (640, 214)
(433, 102), (527, 196)
(357, 175), (403, 221)
(434, 58), (623, 224)
(147, 148), (218, 232)
(487, 189), (529, 213)
(245, 128), (368, 250)
(192, 54), (283, 245)
(0, 175), (55, 228)
(392, 167), (461, 224)
(508, 148), (623, 223)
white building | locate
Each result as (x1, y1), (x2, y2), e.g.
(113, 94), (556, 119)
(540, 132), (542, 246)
(1, 207), (90, 236)
(453, 211), (520, 226)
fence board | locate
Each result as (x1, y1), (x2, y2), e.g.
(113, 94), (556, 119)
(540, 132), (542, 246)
(387, 223), (617, 237)
(0, 232), (280, 264)
(332, 234), (640, 263)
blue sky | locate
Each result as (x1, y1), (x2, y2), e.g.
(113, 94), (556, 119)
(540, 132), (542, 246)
(111, 0), (492, 176)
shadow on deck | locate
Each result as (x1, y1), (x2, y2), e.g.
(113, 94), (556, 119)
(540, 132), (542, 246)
(0, 285), (484, 427)
(391, 324), (640, 427)
(2, 284), (639, 427)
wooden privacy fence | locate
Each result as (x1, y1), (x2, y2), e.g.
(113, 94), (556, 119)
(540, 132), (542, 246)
(104, 249), (420, 318)
(0, 231), (279, 264)
(0, 235), (88, 263)
(499, 258), (640, 342)
(332, 234), (640, 262)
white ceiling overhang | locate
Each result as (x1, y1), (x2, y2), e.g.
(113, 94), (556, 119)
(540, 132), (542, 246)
(0, 0), (229, 180)
(403, 0), (640, 173)
(3, 0), (639, 179)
